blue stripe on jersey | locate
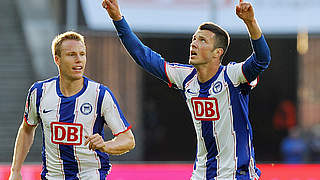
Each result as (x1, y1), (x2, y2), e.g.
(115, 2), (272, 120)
(198, 66), (223, 179)
(113, 17), (168, 83)
(94, 84), (106, 134)
(34, 83), (43, 117)
(168, 62), (193, 69)
(30, 77), (58, 116)
(41, 125), (48, 179)
(56, 77), (89, 180)
(105, 87), (130, 128)
(94, 85), (111, 177)
(224, 67), (260, 178)
(59, 97), (79, 180)
(181, 69), (197, 100)
(40, 121), (48, 179)
(182, 69), (197, 92)
(201, 120), (217, 179)
(95, 150), (110, 179)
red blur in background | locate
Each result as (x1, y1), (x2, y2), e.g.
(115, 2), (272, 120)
(0, 164), (319, 180)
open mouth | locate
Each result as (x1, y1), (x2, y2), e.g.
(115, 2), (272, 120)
(72, 66), (83, 71)
(190, 50), (197, 58)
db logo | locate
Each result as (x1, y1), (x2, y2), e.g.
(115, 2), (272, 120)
(191, 97), (220, 121)
(51, 122), (83, 145)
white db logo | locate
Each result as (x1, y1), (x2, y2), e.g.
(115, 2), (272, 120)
(51, 122), (83, 145)
(191, 97), (220, 121)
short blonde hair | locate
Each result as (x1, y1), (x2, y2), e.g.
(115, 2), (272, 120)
(51, 31), (86, 57)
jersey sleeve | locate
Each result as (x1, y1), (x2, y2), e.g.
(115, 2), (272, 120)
(165, 62), (195, 89)
(242, 35), (271, 82)
(24, 84), (40, 126)
(227, 35), (271, 87)
(226, 62), (258, 87)
(101, 89), (131, 136)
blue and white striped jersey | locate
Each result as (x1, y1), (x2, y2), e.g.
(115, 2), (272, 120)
(24, 76), (131, 180)
(166, 62), (260, 179)
(113, 17), (270, 180)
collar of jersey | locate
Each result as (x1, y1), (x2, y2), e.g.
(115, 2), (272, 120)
(198, 65), (223, 90)
(56, 76), (88, 99)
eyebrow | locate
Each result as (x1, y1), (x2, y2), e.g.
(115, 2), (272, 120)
(62, 49), (86, 52)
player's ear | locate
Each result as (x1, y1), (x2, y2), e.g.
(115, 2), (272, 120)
(54, 55), (60, 66)
(213, 48), (224, 58)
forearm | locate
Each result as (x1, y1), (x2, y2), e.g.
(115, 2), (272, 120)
(11, 123), (35, 172)
(244, 18), (262, 40)
(103, 131), (135, 155)
(243, 35), (271, 82)
(105, 1), (166, 78)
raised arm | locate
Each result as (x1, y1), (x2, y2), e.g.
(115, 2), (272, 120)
(9, 122), (37, 180)
(102, 0), (169, 82)
(236, 0), (271, 82)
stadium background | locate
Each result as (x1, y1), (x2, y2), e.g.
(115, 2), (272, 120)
(0, 0), (319, 179)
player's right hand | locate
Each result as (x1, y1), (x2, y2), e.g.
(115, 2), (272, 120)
(102, 0), (122, 21)
(8, 171), (22, 180)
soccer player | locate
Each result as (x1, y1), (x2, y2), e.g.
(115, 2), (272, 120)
(9, 31), (135, 180)
(103, 0), (271, 179)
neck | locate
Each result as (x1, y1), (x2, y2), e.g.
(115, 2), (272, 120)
(195, 61), (220, 83)
(59, 76), (84, 97)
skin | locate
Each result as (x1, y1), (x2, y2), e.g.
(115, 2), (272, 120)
(9, 39), (135, 180)
(54, 40), (87, 97)
(103, 0), (262, 84)
(189, 29), (223, 83)
(84, 130), (135, 155)
(9, 122), (36, 180)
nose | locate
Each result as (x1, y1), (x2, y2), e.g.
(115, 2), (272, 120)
(190, 40), (197, 49)
(74, 54), (81, 62)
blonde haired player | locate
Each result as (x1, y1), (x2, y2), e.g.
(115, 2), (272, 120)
(9, 31), (135, 180)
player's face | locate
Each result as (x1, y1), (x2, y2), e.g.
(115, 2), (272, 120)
(189, 29), (216, 65)
(55, 40), (87, 81)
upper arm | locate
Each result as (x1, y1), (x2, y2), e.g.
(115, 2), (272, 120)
(113, 18), (169, 83)
(101, 89), (131, 136)
(165, 62), (195, 89)
(24, 84), (40, 126)
(242, 35), (271, 82)
(226, 62), (248, 85)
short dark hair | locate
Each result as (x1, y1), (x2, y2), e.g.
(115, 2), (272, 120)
(198, 22), (230, 60)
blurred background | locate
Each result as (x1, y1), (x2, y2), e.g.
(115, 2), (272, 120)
(0, 0), (320, 177)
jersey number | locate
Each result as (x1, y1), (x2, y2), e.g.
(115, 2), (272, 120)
(51, 122), (83, 145)
(191, 97), (220, 121)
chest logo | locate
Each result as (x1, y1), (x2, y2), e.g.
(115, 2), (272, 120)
(51, 122), (83, 145)
(80, 103), (92, 115)
(213, 81), (223, 94)
(43, 109), (53, 113)
(191, 97), (220, 121)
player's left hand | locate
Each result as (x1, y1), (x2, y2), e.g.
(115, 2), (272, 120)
(84, 134), (106, 151)
(236, 0), (255, 23)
